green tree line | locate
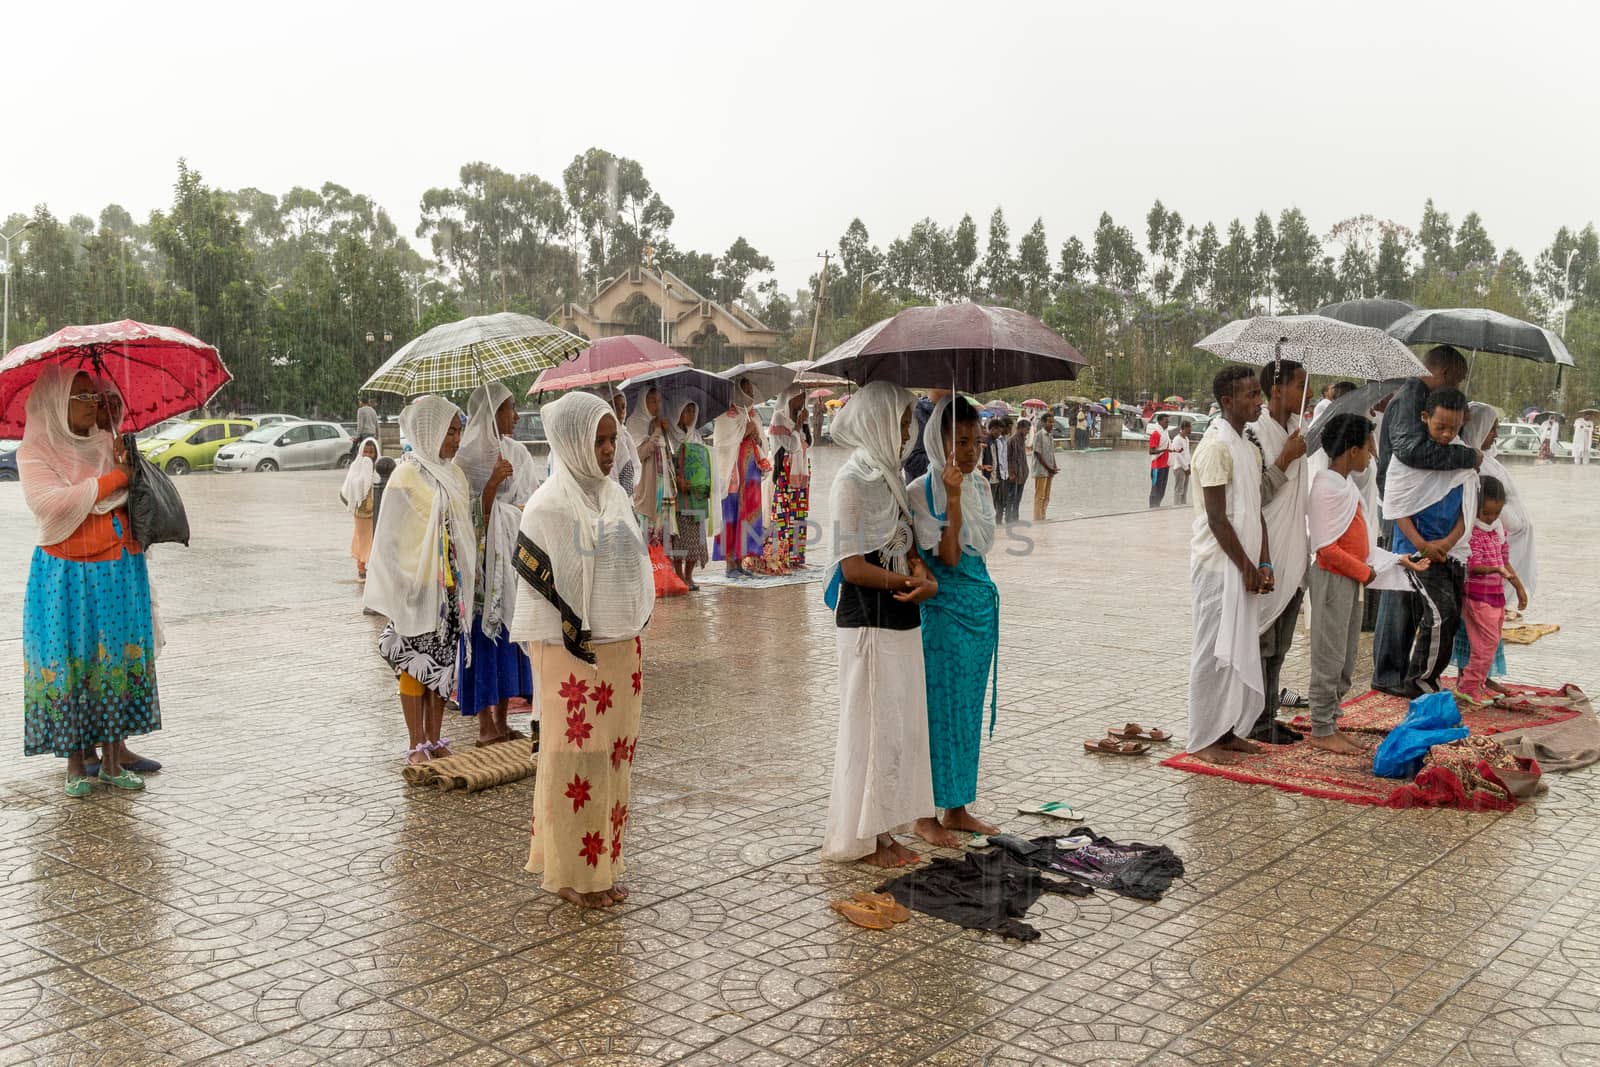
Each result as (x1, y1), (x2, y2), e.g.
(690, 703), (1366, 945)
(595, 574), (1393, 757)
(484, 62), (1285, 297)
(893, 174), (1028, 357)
(6, 153), (1597, 418)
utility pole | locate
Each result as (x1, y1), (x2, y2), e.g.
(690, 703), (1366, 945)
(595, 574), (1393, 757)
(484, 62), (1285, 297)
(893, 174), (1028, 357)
(2, 220), (33, 357)
(805, 250), (832, 362)
(1556, 248), (1578, 409)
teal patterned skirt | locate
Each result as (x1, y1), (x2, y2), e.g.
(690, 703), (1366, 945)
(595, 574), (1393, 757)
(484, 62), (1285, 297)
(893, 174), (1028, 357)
(918, 549), (999, 810)
(22, 546), (162, 757)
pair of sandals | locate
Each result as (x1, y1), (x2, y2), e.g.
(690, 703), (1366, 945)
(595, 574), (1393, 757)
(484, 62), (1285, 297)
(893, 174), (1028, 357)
(64, 767), (146, 798)
(829, 891), (911, 930)
(83, 756), (161, 777)
(1084, 723), (1171, 756)
(407, 740), (454, 765)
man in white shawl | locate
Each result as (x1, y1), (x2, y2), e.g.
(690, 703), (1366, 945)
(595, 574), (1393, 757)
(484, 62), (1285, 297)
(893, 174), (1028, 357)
(365, 395), (476, 764)
(1373, 387), (1476, 698)
(509, 392), (653, 910)
(455, 383), (541, 744)
(823, 380), (939, 867)
(1245, 360), (1310, 744)
(1573, 412), (1594, 465)
(1185, 366), (1272, 765)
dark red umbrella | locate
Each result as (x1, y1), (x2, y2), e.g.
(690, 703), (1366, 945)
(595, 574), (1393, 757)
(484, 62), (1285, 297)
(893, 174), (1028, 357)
(0, 319), (231, 436)
(812, 304), (1088, 391)
(529, 334), (690, 394)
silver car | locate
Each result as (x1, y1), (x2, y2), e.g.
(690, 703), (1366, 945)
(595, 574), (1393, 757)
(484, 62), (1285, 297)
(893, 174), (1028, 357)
(214, 421), (354, 472)
(1496, 422), (1571, 459)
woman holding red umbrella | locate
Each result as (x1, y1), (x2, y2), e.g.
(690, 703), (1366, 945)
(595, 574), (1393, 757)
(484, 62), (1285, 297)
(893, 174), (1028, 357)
(18, 366), (161, 796)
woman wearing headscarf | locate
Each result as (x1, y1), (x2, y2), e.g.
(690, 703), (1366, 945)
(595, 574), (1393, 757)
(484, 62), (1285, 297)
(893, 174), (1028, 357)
(823, 380), (940, 868)
(342, 438), (380, 581)
(454, 384), (540, 746)
(628, 386), (677, 543)
(669, 399), (711, 590)
(750, 385), (811, 574)
(510, 392), (653, 909)
(365, 395), (476, 765)
(907, 396), (1001, 843)
(1449, 403), (1536, 693)
(607, 388), (640, 496)
(711, 377), (769, 574)
(19, 366), (161, 796)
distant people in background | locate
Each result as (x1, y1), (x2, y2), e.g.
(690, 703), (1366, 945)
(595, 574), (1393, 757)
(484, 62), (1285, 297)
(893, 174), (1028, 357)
(1457, 476), (1528, 706)
(342, 437), (380, 581)
(1148, 413), (1172, 508)
(365, 395), (474, 765)
(1169, 420), (1193, 505)
(628, 386), (677, 543)
(754, 385), (811, 573)
(1247, 361), (1309, 743)
(608, 388), (641, 494)
(981, 418), (1007, 516)
(1185, 366), (1271, 766)
(1572, 412), (1594, 465)
(1536, 417), (1559, 464)
(1312, 383), (1338, 426)
(712, 378), (769, 574)
(1076, 407), (1090, 449)
(670, 400), (711, 590)
(1030, 414), (1059, 521)
(352, 396), (379, 459)
(1004, 418), (1029, 523)
(810, 397), (825, 445)
(901, 390), (949, 482)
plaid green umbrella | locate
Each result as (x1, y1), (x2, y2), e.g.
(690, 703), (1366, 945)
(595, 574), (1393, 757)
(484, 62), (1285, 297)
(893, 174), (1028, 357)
(362, 312), (586, 396)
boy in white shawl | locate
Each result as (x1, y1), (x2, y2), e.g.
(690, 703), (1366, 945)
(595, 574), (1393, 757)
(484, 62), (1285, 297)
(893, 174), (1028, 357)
(1185, 366), (1273, 765)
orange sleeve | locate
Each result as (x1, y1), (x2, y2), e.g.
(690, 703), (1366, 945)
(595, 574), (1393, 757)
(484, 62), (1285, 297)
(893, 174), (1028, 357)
(1317, 542), (1373, 583)
(96, 469), (129, 500)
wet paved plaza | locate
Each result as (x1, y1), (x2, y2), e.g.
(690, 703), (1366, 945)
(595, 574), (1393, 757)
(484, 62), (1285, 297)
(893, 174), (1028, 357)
(1, 449), (1599, 1066)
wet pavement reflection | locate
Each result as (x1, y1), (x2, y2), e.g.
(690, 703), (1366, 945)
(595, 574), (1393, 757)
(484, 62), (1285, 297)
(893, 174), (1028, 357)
(1, 451), (1598, 1064)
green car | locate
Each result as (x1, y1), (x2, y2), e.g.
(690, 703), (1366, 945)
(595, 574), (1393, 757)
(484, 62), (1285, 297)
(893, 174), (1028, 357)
(137, 418), (256, 475)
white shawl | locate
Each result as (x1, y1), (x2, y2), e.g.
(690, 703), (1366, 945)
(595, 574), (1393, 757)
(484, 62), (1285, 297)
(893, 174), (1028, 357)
(457, 383), (513, 495)
(18, 364), (125, 546)
(1308, 468), (1411, 592)
(1247, 412), (1309, 630)
(766, 385), (810, 488)
(509, 392), (652, 659)
(628, 387), (676, 520)
(710, 379), (765, 536)
(827, 381), (917, 591)
(1382, 436), (1478, 564)
(363, 395), (477, 642)
(908, 396), (996, 557)
(1469, 403), (1537, 599)
(341, 438), (380, 514)
(480, 427), (542, 641)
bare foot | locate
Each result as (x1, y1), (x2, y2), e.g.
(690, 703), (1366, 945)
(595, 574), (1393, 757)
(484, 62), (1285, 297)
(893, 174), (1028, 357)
(942, 808), (1000, 836)
(1191, 743), (1244, 765)
(1220, 735), (1262, 754)
(890, 840), (921, 866)
(431, 740), (454, 758)
(608, 883), (629, 903)
(1486, 679), (1509, 694)
(914, 817), (962, 848)
(862, 837), (905, 868)
(1305, 731), (1363, 755)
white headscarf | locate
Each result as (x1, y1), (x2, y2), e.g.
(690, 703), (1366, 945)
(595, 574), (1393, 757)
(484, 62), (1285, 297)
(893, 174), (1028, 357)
(667, 398), (703, 450)
(18, 364), (126, 546)
(457, 383), (513, 495)
(341, 438), (380, 515)
(510, 392), (652, 660)
(1468, 402), (1537, 598)
(605, 386), (641, 493)
(710, 377), (766, 535)
(827, 381), (917, 589)
(363, 395), (476, 641)
(766, 385), (810, 487)
(909, 395), (995, 556)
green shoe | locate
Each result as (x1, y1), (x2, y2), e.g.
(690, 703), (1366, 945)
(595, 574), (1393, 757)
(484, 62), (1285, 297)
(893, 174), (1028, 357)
(63, 775), (94, 799)
(97, 768), (145, 791)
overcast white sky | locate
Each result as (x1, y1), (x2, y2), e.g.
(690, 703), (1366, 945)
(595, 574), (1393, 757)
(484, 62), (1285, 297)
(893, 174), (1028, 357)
(5, 0), (1595, 291)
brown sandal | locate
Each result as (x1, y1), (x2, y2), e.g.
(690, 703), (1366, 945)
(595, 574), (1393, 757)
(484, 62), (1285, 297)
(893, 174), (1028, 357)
(1108, 723), (1171, 742)
(1084, 737), (1149, 756)
(830, 899), (895, 930)
(853, 891), (910, 923)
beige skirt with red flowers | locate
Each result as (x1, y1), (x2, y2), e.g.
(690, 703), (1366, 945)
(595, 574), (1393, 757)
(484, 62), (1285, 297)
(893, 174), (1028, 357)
(526, 636), (642, 893)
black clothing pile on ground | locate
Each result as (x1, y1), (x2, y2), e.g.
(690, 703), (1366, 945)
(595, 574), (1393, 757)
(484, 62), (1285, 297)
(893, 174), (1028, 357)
(874, 828), (1185, 941)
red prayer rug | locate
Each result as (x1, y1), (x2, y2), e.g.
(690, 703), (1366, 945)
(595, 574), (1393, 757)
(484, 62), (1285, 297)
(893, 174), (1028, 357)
(1286, 680), (1578, 737)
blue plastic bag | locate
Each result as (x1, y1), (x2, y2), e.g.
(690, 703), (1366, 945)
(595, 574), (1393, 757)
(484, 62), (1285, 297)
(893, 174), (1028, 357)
(1372, 691), (1467, 779)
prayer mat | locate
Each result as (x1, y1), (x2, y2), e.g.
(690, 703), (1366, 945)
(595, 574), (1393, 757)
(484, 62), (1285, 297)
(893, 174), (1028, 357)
(401, 736), (536, 793)
(693, 566), (826, 590)
(1161, 733), (1533, 812)
(1287, 681), (1580, 737)
(1502, 622), (1560, 645)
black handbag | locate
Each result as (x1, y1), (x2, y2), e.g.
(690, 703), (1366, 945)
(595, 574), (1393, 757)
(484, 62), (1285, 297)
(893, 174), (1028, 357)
(123, 432), (191, 548)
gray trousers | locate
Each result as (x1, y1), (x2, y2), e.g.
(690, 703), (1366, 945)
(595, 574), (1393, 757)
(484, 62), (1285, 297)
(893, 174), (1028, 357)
(1256, 586), (1305, 730)
(1172, 468), (1190, 506)
(1308, 566), (1363, 737)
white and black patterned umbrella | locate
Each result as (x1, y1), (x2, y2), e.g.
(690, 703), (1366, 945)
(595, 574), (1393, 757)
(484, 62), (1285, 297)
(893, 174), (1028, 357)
(363, 312), (586, 396)
(1385, 307), (1574, 366)
(1197, 315), (1427, 380)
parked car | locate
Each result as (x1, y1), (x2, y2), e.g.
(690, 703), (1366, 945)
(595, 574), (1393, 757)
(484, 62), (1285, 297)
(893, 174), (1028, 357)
(136, 415), (193, 441)
(513, 410), (545, 442)
(0, 439), (18, 481)
(1496, 422), (1571, 459)
(137, 418), (256, 474)
(215, 421), (354, 472)
(244, 413), (300, 428)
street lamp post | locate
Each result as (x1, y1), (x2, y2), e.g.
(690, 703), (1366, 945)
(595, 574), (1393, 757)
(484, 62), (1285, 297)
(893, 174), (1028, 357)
(1556, 249), (1578, 408)
(859, 269), (884, 302)
(642, 244), (667, 345)
(2, 220), (34, 356)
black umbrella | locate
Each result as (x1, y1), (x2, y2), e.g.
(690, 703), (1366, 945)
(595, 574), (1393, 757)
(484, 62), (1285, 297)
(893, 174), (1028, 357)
(1303, 378), (1407, 454)
(1314, 298), (1417, 330)
(616, 367), (733, 421)
(812, 303), (1088, 391)
(1386, 307), (1574, 366)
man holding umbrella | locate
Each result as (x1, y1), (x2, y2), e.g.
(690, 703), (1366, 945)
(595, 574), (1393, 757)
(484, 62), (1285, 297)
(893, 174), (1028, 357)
(1376, 346), (1475, 498)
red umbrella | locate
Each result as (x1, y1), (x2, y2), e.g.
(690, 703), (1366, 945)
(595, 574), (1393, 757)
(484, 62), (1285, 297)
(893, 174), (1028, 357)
(1021, 398), (1049, 409)
(0, 319), (230, 436)
(808, 387), (834, 399)
(529, 334), (689, 393)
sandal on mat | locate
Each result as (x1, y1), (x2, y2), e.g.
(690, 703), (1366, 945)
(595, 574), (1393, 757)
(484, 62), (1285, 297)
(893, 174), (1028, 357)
(1108, 723), (1171, 742)
(1084, 737), (1149, 756)
(830, 898), (895, 930)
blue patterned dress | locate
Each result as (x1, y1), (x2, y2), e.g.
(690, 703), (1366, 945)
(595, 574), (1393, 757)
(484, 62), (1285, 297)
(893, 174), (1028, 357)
(910, 476), (1000, 810)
